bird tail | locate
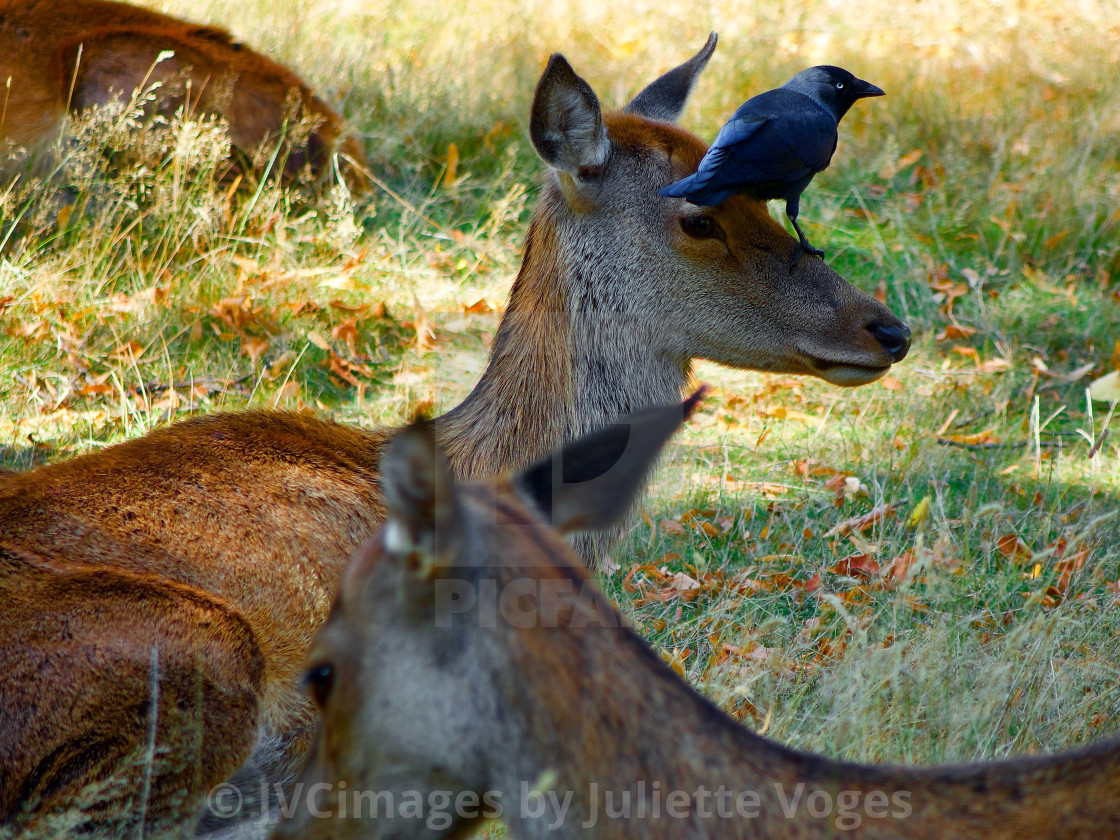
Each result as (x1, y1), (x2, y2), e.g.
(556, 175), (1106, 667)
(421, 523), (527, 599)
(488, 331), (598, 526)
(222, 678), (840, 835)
(658, 175), (696, 198)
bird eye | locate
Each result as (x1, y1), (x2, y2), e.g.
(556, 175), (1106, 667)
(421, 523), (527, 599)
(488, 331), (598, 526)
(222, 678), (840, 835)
(835, 81), (845, 89)
(680, 215), (717, 239)
(303, 662), (335, 707)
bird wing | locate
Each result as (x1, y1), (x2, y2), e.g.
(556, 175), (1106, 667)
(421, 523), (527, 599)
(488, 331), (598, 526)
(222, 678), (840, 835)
(715, 91), (837, 184)
(663, 115), (770, 204)
(766, 103), (837, 174)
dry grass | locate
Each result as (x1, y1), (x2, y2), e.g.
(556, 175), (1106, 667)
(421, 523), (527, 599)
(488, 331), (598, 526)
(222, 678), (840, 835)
(2, 0), (1120, 834)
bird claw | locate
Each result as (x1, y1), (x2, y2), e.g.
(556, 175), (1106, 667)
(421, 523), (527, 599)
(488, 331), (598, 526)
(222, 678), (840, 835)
(789, 243), (825, 269)
(788, 219), (825, 264)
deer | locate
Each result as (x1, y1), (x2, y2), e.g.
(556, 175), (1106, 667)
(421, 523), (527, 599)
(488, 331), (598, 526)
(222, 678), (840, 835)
(274, 393), (1120, 840)
(0, 0), (365, 185)
(0, 34), (910, 837)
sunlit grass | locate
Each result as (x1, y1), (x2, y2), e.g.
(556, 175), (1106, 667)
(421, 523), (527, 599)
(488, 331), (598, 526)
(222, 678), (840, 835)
(1, 0), (1119, 825)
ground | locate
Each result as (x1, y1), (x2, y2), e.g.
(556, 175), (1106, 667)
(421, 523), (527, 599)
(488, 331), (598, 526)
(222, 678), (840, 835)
(1, 0), (1119, 825)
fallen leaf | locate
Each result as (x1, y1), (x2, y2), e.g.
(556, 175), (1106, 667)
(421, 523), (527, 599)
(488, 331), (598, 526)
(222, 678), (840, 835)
(952, 346), (981, 366)
(1089, 370), (1120, 403)
(1055, 546), (1089, 593)
(878, 149), (923, 179)
(940, 429), (1001, 446)
(843, 477), (869, 501)
(210, 296), (258, 331)
(935, 324), (977, 341)
(997, 533), (1032, 563)
(667, 572), (701, 593)
(110, 341), (145, 361)
(443, 142), (459, 187)
(332, 317), (361, 355)
(907, 496), (931, 528)
(829, 554), (880, 579)
(659, 519), (685, 535)
(792, 459), (840, 478)
(878, 376), (904, 391)
(1044, 230), (1071, 249)
(824, 501), (901, 538)
(884, 549), (917, 585)
(241, 337), (270, 365)
(661, 647), (690, 678)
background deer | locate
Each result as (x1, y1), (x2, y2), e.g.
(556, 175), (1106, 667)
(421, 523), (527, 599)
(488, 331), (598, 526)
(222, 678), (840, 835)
(277, 394), (1120, 840)
(0, 35), (909, 836)
(0, 0), (365, 184)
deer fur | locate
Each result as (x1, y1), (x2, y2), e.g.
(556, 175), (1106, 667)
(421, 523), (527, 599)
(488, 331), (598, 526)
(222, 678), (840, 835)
(0, 0), (365, 184)
(0, 35), (909, 836)
(276, 394), (1120, 840)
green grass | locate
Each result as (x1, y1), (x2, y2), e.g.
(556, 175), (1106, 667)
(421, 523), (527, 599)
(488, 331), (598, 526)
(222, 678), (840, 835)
(2, 0), (1120, 806)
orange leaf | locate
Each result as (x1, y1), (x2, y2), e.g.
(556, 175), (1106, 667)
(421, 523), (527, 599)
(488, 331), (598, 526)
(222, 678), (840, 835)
(935, 324), (977, 342)
(792, 459), (840, 478)
(997, 533), (1032, 563)
(1055, 546), (1089, 593)
(241, 337), (270, 365)
(940, 429), (1000, 446)
(332, 317), (361, 355)
(883, 549), (917, 585)
(829, 554), (880, 579)
(443, 142), (459, 187)
(878, 149), (923, 179)
(824, 502), (899, 538)
(952, 346), (981, 365)
(661, 648), (690, 678)
(110, 340), (145, 361)
(1044, 230), (1071, 249)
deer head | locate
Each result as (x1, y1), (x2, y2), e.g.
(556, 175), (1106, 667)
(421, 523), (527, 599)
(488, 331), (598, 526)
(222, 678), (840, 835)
(530, 33), (907, 389)
(273, 393), (705, 838)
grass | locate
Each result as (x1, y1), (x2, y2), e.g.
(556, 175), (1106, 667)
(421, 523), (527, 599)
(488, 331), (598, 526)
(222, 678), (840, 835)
(2, 0), (1120, 824)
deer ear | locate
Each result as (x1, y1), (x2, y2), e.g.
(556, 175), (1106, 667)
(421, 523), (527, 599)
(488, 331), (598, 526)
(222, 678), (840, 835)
(624, 33), (717, 123)
(515, 388), (708, 535)
(379, 422), (462, 579)
(530, 54), (609, 177)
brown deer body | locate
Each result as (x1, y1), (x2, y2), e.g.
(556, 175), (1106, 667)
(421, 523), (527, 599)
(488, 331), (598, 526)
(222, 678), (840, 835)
(0, 36), (909, 836)
(0, 0), (365, 183)
(277, 395), (1120, 840)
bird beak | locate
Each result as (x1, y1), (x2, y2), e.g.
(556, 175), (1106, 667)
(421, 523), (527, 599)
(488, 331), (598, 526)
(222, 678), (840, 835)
(854, 79), (886, 98)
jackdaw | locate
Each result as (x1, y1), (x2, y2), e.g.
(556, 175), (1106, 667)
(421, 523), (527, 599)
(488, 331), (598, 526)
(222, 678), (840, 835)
(659, 65), (884, 258)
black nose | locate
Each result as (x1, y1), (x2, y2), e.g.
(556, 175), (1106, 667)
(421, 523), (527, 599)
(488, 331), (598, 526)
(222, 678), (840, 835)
(869, 321), (911, 363)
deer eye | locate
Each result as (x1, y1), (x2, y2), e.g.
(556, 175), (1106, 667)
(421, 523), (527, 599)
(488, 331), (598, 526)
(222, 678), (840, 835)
(680, 215), (717, 239)
(303, 662), (335, 707)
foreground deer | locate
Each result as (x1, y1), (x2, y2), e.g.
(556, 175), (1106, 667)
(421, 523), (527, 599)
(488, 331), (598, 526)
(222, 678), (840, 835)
(0, 36), (909, 836)
(276, 394), (1120, 840)
(0, 0), (365, 183)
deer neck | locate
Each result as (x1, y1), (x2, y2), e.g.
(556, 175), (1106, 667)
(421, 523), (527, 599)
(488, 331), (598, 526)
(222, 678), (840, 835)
(489, 617), (1013, 840)
(433, 203), (690, 480)
(484, 617), (1120, 840)
(487, 624), (814, 839)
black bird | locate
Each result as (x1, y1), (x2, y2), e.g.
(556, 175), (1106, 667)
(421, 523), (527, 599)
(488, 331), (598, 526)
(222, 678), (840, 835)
(659, 65), (884, 258)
